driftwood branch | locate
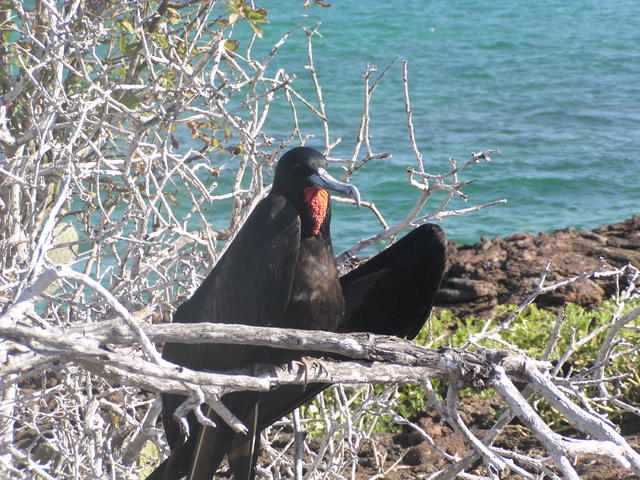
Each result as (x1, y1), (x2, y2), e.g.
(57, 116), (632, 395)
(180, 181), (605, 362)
(3, 286), (640, 478)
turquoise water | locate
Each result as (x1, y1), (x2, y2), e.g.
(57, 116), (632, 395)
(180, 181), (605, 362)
(206, 1), (640, 252)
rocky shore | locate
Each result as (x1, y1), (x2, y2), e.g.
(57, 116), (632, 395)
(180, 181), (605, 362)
(351, 216), (640, 480)
(436, 216), (640, 318)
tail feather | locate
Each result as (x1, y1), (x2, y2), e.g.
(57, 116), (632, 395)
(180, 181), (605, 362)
(186, 407), (232, 480)
(185, 395), (259, 480)
(227, 400), (260, 480)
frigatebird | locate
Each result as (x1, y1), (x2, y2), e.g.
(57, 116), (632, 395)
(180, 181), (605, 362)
(147, 147), (447, 480)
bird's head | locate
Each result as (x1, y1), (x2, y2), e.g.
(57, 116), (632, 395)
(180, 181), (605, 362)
(273, 147), (360, 206)
(273, 147), (360, 236)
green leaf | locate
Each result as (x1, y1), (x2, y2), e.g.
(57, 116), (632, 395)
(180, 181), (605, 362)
(121, 92), (143, 109)
(158, 74), (174, 88)
(229, 0), (241, 13)
(137, 440), (160, 478)
(126, 41), (141, 57)
(248, 21), (263, 38)
(120, 18), (135, 34)
(118, 36), (128, 55)
(224, 39), (239, 51)
(154, 34), (169, 50)
(167, 7), (180, 25)
(47, 223), (79, 265)
(247, 8), (268, 22)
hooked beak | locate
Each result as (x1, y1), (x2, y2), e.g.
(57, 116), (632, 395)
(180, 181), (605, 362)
(307, 168), (361, 207)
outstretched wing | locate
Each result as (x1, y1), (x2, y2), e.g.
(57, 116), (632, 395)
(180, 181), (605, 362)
(340, 223), (447, 339)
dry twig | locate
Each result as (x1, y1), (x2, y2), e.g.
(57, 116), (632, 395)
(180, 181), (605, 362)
(0, 2), (637, 479)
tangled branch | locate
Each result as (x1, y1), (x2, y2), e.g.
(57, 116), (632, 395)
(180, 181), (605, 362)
(0, 1), (637, 479)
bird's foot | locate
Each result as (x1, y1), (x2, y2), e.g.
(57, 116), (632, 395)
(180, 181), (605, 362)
(290, 356), (327, 388)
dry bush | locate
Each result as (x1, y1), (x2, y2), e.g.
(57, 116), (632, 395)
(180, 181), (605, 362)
(0, 1), (638, 479)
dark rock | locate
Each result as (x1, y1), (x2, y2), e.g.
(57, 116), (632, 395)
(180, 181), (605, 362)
(393, 430), (425, 448)
(437, 277), (498, 302)
(438, 216), (640, 318)
(402, 446), (426, 466)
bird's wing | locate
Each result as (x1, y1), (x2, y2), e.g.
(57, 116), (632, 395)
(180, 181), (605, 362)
(340, 223), (447, 339)
(179, 193), (302, 331)
(158, 194), (301, 479)
(255, 223), (448, 430)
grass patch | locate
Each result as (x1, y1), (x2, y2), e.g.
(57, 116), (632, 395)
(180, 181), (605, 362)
(393, 298), (640, 431)
(306, 298), (640, 435)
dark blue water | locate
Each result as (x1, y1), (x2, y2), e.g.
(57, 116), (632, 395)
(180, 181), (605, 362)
(193, 1), (640, 252)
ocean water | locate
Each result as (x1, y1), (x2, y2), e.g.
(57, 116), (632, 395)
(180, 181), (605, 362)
(207, 1), (640, 252)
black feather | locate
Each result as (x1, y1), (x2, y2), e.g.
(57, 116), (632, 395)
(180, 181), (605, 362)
(146, 148), (447, 480)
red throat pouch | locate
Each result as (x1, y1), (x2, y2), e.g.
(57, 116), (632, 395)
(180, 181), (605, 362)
(303, 187), (329, 235)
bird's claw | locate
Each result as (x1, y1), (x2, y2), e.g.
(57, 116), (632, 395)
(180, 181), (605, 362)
(290, 356), (327, 389)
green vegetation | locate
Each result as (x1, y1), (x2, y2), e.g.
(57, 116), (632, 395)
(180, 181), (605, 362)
(138, 441), (160, 480)
(300, 299), (640, 436)
(403, 299), (640, 430)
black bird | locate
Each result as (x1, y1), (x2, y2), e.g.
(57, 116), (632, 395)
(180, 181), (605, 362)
(148, 147), (448, 480)
(149, 147), (361, 480)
